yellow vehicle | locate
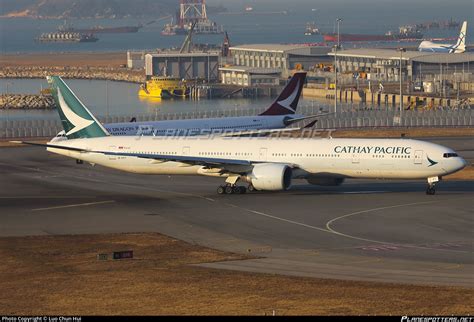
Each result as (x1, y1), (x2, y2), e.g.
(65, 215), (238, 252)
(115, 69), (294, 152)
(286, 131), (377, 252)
(138, 76), (190, 99)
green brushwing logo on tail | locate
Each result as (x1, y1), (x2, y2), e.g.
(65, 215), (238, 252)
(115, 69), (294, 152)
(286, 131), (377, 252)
(47, 76), (109, 139)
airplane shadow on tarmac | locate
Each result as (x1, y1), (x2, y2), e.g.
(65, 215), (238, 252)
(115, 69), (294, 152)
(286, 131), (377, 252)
(280, 180), (474, 195)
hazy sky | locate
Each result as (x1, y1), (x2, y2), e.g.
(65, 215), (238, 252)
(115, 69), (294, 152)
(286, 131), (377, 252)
(207, 0), (473, 24)
(208, 0), (473, 12)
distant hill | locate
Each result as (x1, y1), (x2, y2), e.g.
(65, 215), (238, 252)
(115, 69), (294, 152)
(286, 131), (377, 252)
(0, 0), (180, 18)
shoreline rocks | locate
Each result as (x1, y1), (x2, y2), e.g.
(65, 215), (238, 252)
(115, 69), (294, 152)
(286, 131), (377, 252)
(0, 94), (56, 109)
(0, 66), (145, 83)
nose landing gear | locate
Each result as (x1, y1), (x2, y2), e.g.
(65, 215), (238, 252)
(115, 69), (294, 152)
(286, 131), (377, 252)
(426, 186), (436, 195)
(426, 176), (440, 195)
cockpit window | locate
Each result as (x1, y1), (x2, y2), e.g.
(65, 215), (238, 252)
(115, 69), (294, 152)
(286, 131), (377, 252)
(443, 153), (458, 158)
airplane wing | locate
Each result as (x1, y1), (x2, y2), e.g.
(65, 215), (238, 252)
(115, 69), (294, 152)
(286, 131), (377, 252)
(220, 113), (328, 137)
(10, 141), (88, 152)
(12, 140), (295, 173)
(283, 112), (333, 126)
(101, 150), (252, 167)
(220, 127), (300, 137)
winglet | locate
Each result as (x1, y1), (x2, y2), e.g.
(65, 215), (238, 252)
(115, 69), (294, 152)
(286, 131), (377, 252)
(259, 72), (306, 116)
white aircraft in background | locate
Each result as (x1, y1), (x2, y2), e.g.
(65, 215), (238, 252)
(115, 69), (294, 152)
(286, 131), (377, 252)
(15, 76), (466, 195)
(53, 72), (320, 140)
(418, 21), (467, 53)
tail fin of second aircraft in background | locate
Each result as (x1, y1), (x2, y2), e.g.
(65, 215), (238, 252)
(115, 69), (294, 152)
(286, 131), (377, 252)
(454, 21), (467, 54)
(259, 72), (306, 116)
(47, 76), (109, 139)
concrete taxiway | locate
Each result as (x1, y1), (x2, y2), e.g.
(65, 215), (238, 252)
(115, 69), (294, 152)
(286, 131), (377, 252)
(0, 143), (472, 286)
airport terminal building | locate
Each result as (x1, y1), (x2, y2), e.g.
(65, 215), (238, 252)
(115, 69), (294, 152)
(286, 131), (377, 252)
(220, 44), (331, 86)
(145, 52), (220, 81)
(329, 48), (474, 82)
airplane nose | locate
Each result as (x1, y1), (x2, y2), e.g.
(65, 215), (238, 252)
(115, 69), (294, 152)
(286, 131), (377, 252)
(460, 157), (468, 170)
(454, 157), (468, 172)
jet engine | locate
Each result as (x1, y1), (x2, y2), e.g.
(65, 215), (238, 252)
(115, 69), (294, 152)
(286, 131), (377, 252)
(249, 163), (292, 191)
(306, 177), (345, 186)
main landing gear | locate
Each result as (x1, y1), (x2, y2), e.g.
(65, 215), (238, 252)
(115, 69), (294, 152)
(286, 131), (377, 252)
(426, 176), (440, 195)
(217, 184), (247, 194)
(217, 176), (254, 195)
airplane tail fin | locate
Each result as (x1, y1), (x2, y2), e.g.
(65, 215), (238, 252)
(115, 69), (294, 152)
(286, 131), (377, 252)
(47, 76), (109, 139)
(454, 21), (467, 53)
(259, 72), (306, 116)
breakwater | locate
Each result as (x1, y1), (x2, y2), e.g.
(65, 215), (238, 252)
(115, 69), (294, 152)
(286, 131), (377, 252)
(0, 94), (55, 109)
(0, 66), (145, 83)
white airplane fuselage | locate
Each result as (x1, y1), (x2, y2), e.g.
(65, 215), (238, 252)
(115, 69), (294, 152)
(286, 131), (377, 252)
(418, 41), (460, 53)
(418, 21), (467, 54)
(105, 114), (305, 136)
(47, 136), (466, 181)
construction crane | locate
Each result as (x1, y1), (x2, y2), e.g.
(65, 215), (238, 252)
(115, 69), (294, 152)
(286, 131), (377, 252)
(179, 21), (197, 53)
(221, 31), (231, 57)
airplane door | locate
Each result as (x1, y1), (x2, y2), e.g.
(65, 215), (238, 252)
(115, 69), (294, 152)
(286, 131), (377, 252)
(259, 148), (268, 161)
(182, 146), (190, 155)
(108, 145), (117, 160)
(414, 150), (423, 164)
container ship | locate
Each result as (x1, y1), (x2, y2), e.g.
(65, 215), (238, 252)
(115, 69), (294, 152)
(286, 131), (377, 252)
(324, 33), (392, 42)
(58, 22), (142, 34)
(324, 30), (423, 42)
(323, 24), (423, 42)
(36, 32), (98, 43)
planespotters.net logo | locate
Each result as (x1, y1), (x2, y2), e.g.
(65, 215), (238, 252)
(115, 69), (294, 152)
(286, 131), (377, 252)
(402, 317), (473, 322)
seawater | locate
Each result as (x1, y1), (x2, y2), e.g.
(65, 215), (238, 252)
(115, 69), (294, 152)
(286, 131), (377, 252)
(0, 78), (333, 121)
(0, 0), (472, 54)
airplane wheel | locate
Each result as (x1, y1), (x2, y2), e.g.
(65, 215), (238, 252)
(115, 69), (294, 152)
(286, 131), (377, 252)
(426, 186), (436, 195)
(217, 186), (225, 194)
(225, 186), (234, 194)
(238, 186), (247, 194)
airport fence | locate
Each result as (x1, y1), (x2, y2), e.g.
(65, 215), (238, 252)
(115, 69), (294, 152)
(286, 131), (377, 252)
(0, 103), (472, 139)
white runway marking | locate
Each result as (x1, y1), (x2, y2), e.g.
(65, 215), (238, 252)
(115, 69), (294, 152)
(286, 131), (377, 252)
(325, 198), (472, 253)
(0, 196), (93, 199)
(3, 158), (471, 254)
(341, 191), (388, 194)
(326, 200), (444, 232)
(0, 161), (216, 203)
(32, 200), (115, 212)
(111, 181), (216, 202)
(224, 198), (471, 253)
(251, 209), (329, 230)
(229, 204), (331, 234)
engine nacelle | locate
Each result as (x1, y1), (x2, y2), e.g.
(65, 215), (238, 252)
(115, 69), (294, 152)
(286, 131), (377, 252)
(249, 163), (292, 191)
(307, 177), (345, 186)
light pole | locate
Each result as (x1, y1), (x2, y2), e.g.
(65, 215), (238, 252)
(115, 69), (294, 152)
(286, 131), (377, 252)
(106, 79), (109, 119)
(333, 44), (338, 114)
(398, 48), (406, 121)
(5, 81), (12, 95)
(336, 18), (342, 49)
